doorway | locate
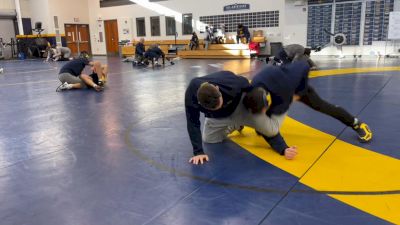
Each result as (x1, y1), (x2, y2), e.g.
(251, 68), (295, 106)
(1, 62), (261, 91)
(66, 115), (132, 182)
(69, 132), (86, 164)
(64, 24), (91, 56)
(0, 19), (16, 59)
(104, 20), (119, 55)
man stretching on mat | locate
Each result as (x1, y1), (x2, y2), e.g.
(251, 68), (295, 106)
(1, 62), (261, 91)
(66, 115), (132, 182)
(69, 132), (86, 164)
(144, 44), (175, 66)
(268, 44), (317, 70)
(185, 70), (297, 165)
(245, 61), (372, 157)
(56, 57), (108, 92)
(267, 44), (372, 143)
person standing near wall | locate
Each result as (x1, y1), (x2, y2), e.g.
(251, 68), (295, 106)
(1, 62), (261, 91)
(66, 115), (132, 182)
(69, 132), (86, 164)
(236, 24), (250, 44)
(204, 26), (214, 50)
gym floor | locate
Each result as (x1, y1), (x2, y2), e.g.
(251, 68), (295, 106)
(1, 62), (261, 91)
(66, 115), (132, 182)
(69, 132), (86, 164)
(0, 57), (399, 225)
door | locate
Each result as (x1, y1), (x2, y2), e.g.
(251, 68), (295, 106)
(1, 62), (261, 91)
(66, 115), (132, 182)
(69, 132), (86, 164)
(65, 24), (78, 54)
(77, 24), (91, 53)
(104, 20), (119, 55)
(0, 19), (16, 59)
(64, 24), (91, 55)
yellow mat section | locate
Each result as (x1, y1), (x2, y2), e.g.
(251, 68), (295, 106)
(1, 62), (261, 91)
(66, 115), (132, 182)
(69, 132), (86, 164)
(228, 67), (400, 224)
(309, 67), (400, 78)
(229, 117), (337, 177)
(300, 140), (400, 223)
(230, 118), (400, 224)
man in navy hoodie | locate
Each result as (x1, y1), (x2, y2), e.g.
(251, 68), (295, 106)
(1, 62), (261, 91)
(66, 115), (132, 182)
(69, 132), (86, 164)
(134, 38), (146, 64)
(243, 62), (311, 159)
(245, 61), (372, 160)
(185, 71), (294, 165)
(267, 46), (372, 143)
(236, 24), (250, 44)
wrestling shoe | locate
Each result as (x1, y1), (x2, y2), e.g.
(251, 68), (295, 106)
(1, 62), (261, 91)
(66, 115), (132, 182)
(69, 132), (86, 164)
(237, 126), (244, 132)
(352, 121), (372, 143)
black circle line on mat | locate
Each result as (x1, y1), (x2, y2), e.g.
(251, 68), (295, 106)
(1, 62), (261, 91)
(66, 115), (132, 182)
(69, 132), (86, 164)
(124, 121), (400, 196)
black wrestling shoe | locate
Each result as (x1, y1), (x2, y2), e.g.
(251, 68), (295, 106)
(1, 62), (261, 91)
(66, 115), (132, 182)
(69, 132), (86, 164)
(237, 126), (244, 132)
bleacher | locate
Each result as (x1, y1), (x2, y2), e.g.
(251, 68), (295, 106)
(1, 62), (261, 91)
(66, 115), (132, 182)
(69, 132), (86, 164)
(178, 44), (251, 59)
(121, 36), (266, 59)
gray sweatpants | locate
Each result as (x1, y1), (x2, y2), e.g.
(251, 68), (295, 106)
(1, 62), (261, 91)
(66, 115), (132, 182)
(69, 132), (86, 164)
(202, 95), (286, 143)
(58, 73), (87, 88)
(58, 47), (71, 58)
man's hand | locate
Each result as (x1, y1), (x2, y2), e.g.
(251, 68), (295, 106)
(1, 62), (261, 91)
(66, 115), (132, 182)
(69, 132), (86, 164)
(284, 146), (298, 160)
(93, 84), (104, 92)
(293, 95), (301, 101)
(189, 154), (209, 165)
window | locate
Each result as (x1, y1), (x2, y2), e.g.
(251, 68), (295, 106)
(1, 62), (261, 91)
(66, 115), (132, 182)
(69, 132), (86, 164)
(182, 13), (193, 35)
(100, 0), (134, 8)
(165, 16), (176, 36)
(150, 16), (160, 36)
(199, 11), (280, 32)
(136, 17), (146, 37)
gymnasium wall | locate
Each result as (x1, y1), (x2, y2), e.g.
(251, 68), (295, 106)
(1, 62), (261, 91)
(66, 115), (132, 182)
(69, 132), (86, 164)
(87, 0), (286, 55)
(0, 0), (35, 23)
(0, 0), (15, 10)
(286, 0), (400, 56)
(26, 0), (90, 35)
(27, 0), (50, 34)
(47, 0), (90, 34)
(6, 0), (400, 56)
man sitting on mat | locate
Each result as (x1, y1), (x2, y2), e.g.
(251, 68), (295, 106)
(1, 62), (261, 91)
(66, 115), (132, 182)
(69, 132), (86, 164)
(56, 57), (107, 92)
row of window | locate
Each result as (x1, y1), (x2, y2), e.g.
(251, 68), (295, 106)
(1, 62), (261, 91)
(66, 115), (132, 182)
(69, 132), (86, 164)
(199, 11), (280, 32)
(135, 14), (193, 37)
(135, 11), (281, 37)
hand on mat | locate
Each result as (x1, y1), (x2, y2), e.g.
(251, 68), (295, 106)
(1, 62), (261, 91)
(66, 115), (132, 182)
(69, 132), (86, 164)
(284, 146), (298, 160)
(189, 154), (209, 165)
(93, 84), (104, 92)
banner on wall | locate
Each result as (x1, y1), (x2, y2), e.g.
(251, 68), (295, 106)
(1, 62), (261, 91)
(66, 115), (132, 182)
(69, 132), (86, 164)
(223, 3), (250, 11)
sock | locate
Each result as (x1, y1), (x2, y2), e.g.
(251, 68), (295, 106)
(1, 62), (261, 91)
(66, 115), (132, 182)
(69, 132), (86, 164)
(353, 118), (359, 126)
(66, 84), (73, 89)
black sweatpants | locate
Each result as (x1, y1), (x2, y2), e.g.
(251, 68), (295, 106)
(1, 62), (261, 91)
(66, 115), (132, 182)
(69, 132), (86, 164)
(273, 49), (292, 65)
(299, 86), (355, 127)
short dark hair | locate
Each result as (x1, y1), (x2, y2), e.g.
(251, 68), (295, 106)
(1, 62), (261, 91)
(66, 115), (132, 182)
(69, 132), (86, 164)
(197, 82), (222, 109)
(304, 48), (311, 56)
(243, 87), (269, 113)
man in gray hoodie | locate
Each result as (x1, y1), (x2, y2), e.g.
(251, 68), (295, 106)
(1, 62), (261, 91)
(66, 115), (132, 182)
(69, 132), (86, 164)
(270, 44), (317, 70)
